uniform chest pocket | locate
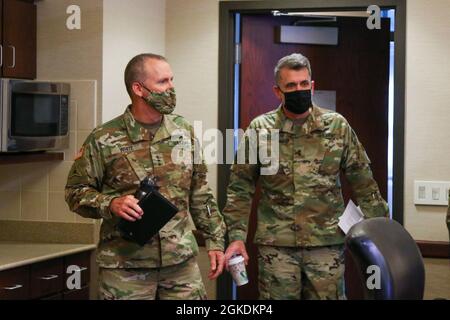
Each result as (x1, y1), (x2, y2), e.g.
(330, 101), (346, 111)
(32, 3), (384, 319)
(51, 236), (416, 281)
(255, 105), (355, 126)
(104, 155), (140, 190)
(296, 134), (343, 176)
(296, 135), (327, 175)
(318, 136), (344, 176)
(258, 130), (281, 176)
(152, 140), (193, 191)
(261, 160), (292, 192)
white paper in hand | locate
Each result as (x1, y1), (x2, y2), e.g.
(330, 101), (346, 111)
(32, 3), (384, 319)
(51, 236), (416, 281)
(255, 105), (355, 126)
(338, 199), (365, 234)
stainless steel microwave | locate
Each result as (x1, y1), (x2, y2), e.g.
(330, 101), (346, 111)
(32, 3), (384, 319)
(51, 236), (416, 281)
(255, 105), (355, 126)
(0, 79), (70, 152)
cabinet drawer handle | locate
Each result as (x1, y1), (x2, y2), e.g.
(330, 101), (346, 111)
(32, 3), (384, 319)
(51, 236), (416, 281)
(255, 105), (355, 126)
(74, 267), (88, 272)
(39, 274), (59, 280)
(7, 45), (15, 68)
(3, 284), (23, 290)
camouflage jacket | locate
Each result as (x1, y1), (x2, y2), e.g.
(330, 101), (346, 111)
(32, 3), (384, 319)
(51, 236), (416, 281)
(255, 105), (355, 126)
(65, 106), (225, 268)
(223, 105), (389, 247)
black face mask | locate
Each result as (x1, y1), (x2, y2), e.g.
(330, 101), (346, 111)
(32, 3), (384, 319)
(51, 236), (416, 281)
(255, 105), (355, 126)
(281, 89), (312, 114)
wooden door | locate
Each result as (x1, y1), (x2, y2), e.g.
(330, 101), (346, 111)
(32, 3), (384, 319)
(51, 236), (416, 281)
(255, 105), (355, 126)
(237, 14), (390, 300)
(2, 0), (36, 79)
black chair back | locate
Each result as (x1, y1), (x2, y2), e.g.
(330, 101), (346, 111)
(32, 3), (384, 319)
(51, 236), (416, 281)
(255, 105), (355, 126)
(345, 217), (425, 299)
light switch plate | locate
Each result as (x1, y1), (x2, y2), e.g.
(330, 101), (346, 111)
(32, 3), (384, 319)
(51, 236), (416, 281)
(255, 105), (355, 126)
(414, 180), (450, 206)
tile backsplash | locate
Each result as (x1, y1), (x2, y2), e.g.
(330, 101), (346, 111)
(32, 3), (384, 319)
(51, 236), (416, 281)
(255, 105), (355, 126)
(0, 80), (97, 224)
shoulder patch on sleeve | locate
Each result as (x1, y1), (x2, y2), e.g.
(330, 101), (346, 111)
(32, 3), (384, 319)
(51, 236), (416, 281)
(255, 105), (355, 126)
(74, 146), (84, 160)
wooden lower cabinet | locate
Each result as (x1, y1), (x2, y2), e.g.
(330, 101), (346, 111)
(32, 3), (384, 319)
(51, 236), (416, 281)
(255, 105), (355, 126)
(0, 250), (92, 300)
(42, 293), (63, 300)
(30, 258), (64, 299)
(0, 266), (30, 300)
(63, 285), (89, 300)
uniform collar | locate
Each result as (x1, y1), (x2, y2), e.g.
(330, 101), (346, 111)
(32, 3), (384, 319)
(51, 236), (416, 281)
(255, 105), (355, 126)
(124, 105), (181, 143)
(274, 104), (325, 134)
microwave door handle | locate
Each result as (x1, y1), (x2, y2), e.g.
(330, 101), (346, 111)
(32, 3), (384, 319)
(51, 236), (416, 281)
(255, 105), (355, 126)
(0, 44), (2, 67)
(8, 45), (15, 68)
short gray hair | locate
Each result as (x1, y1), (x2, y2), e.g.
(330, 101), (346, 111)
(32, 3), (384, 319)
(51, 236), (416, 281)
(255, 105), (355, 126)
(274, 53), (312, 85)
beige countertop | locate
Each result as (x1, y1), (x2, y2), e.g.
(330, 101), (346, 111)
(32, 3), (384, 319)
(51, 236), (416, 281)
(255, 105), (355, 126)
(0, 242), (96, 272)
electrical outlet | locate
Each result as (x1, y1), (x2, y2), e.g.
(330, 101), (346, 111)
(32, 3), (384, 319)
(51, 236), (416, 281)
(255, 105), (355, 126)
(414, 181), (450, 206)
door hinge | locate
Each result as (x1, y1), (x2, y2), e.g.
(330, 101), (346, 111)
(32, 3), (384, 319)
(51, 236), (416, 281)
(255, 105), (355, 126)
(235, 43), (241, 65)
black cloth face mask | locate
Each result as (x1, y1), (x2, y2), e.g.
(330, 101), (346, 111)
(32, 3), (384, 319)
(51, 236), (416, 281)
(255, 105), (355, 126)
(281, 88), (312, 114)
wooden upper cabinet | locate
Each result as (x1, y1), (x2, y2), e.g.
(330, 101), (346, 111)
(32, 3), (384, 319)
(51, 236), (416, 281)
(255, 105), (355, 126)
(1, 0), (36, 79)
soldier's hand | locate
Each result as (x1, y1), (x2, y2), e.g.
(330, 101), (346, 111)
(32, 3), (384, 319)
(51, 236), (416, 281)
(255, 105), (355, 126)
(207, 250), (225, 280)
(109, 195), (143, 222)
(224, 240), (249, 269)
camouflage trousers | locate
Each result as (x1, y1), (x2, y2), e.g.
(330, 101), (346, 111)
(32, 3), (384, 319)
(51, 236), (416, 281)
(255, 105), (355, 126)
(98, 257), (207, 300)
(258, 245), (346, 300)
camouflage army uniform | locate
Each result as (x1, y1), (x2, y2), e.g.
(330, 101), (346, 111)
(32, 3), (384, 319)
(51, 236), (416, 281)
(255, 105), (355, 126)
(223, 105), (389, 300)
(65, 106), (225, 300)
(98, 257), (207, 300)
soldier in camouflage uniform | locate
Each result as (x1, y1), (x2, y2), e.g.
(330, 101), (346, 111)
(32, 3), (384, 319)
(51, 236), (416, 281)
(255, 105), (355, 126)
(223, 53), (389, 300)
(65, 53), (226, 300)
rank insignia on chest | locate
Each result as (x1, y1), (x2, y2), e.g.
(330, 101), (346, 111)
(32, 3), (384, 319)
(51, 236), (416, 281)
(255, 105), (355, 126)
(153, 154), (165, 166)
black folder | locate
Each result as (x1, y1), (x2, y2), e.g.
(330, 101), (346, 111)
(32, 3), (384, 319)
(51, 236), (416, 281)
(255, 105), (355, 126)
(118, 189), (179, 246)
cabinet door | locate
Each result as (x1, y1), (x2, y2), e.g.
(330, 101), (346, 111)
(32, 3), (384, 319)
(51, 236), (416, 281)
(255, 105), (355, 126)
(41, 292), (63, 300)
(63, 285), (90, 300)
(64, 251), (91, 288)
(0, 266), (30, 300)
(30, 258), (64, 299)
(2, 0), (36, 79)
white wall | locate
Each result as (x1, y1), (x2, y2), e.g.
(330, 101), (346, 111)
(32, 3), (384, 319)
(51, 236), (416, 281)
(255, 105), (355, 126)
(165, 0), (221, 299)
(404, 0), (450, 241)
(16, 0), (103, 225)
(166, 0), (219, 194)
(102, 0), (166, 122)
(37, 0), (103, 123)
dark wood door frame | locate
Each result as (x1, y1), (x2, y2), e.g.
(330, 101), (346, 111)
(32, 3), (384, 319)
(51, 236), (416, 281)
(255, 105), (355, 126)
(217, 0), (406, 300)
